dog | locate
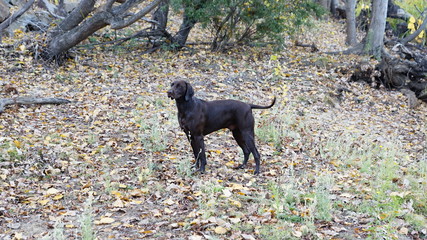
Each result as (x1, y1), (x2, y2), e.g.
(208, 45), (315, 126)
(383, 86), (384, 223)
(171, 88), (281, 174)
(167, 80), (275, 174)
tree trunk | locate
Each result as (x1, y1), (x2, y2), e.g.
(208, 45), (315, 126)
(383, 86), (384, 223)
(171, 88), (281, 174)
(174, 10), (197, 46)
(320, 0), (330, 11)
(173, 0), (208, 47)
(40, 0), (162, 61)
(330, 0), (337, 16)
(41, 11), (111, 61)
(49, 0), (96, 38)
(152, 0), (169, 31)
(362, 0), (388, 59)
(345, 0), (357, 46)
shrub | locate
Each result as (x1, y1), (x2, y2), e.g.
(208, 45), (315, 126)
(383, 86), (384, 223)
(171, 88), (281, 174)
(172, 0), (324, 50)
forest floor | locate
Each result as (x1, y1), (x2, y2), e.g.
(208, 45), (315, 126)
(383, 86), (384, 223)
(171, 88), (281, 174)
(0, 18), (426, 240)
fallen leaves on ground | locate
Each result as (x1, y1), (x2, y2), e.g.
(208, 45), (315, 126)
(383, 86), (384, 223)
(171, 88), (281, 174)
(0, 19), (426, 240)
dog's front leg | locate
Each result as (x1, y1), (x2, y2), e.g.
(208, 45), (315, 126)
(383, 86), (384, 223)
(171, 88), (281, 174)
(190, 135), (206, 173)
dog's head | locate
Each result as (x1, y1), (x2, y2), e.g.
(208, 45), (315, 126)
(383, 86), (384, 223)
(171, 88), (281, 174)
(167, 80), (194, 101)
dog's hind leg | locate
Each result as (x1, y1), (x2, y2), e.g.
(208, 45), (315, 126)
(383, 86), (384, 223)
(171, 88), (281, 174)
(232, 129), (251, 169)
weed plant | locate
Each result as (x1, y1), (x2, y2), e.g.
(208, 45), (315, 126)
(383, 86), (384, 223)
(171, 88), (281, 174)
(256, 104), (302, 151)
(80, 197), (96, 240)
(313, 174), (333, 221)
(318, 131), (427, 237)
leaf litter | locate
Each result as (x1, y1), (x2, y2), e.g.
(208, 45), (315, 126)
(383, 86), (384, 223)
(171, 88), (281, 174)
(0, 19), (427, 239)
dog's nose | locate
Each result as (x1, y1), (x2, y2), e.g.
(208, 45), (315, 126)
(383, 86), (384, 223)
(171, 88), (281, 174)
(167, 90), (173, 98)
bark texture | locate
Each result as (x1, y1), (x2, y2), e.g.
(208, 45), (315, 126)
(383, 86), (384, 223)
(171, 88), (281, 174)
(0, 97), (70, 113)
(41, 0), (163, 60)
(363, 0), (388, 59)
(345, 0), (357, 46)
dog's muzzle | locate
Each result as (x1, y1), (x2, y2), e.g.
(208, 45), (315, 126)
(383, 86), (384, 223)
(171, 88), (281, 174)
(167, 91), (175, 99)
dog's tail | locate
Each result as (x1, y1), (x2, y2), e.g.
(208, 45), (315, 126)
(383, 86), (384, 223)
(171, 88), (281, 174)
(250, 97), (276, 109)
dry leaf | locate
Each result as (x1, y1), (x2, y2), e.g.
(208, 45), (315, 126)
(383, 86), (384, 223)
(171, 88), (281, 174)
(214, 226), (228, 234)
(97, 217), (115, 224)
(222, 189), (232, 197)
(163, 198), (175, 205)
(188, 235), (203, 240)
(52, 194), (64, 200)
(241, 233), (256, 240)
(46, 188), (60, 195)
(112, 198), (124, 208)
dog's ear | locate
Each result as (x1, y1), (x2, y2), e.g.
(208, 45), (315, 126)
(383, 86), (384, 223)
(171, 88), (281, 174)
(185, 82), (194, 101)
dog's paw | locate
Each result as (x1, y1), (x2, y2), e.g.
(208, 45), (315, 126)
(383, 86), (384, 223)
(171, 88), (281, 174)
(236, 164), (246, 169)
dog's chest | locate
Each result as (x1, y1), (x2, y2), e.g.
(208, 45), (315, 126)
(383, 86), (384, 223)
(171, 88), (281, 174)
(178, 110), (205, 133)
(178, 114), (187, 129)
(178, 112), (193, 131)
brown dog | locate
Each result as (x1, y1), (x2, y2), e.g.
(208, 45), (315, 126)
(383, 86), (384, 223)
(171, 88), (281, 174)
(167, 80), (275, 174)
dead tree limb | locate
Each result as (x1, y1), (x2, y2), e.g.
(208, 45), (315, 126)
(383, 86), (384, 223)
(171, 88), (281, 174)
(0, 97), (71, 113)
(0, 0), (36, 42)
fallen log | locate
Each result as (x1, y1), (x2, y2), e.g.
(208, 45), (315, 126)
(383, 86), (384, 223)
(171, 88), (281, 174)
(0, 97), (70, 113)
(349, 44), (427, 105)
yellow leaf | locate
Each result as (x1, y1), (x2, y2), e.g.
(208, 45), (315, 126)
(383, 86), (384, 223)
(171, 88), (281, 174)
(65, 224), (75, 228)
(409, 16), (416, 23)
(225, 161), (235, 167)
(330, 160), (341, 167)
(214, 226), (228, 234)
(378, 213), (388, 220)
(52, 194), (64, 200)
(229, 183), (244, 190)
(111, 190), (122, 197)
(408, 22), (415, 31)
(164, 207), (173, 214)
(19, 44), (26, 51)
(193, 191), (202, 196)
(39, 199), (50, 205)
(14, 140), (22, 148)
(230, 199), (242, 208)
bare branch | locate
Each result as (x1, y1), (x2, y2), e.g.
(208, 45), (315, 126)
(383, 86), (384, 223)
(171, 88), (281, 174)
(50, 0), (96, 37)
(0, 0), (36, 42)
(110, 0), (163, 29)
